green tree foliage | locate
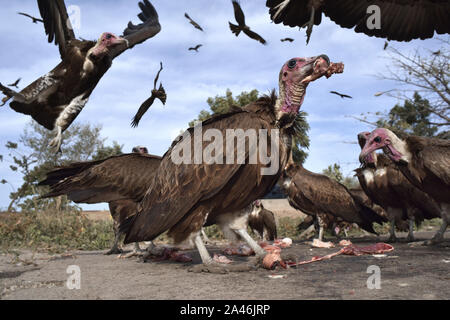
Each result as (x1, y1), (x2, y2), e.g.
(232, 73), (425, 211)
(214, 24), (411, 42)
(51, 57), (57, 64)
(322, 163), (358, 189)
(3, 121), (123, 212)
(189, 89), (310, 164)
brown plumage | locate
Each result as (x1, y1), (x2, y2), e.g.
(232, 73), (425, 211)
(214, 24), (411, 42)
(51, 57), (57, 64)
(267, 0), (450, 43)
(229, 0), (267, 45)
(355, 132), (441, 242)
(248, 201), (278, 241)
(131, 62), (166, 128)
(359, 128), (450, 243)
(184, 13), (204, 32)
(282, 163), (387, 235)
(1, 0), (161, 152)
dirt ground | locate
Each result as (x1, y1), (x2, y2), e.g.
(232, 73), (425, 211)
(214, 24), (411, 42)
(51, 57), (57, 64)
(1, 228), (449, 300)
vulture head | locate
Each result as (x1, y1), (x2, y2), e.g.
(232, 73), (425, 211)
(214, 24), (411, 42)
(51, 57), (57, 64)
(132, 145), (149, 154)
(276, 55), (333, 127)
(89, 32), (128, 60)
(357, 131), (378, 166)
(359, 128), (409, 165)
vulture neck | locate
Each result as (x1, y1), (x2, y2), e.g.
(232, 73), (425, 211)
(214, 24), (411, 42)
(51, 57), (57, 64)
(274, 77), (305, 128)
(387, 133), (412, 164)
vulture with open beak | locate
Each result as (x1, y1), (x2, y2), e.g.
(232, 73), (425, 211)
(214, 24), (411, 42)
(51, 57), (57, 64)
(266, 0), (450, 43)
(0, 0), (161, 152)
(39, 147), (162, 254)
(282, 163), (387, 236)
(355, 132), (441, 242)
(359, 128), (450, 243)
(119, 55), (344, 273)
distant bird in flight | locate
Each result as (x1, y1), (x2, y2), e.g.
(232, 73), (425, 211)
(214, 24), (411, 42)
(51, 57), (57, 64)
(383, 41), (389, 50)
(281, 37), (294, 42)
(229, 0), (266, 45)
(184, 13), (204, 31)
(330, 91), (352, 99)
(18, 12), (43, 23)
(7, 78), (21, 89)
(131, 62), (166, 127)
(432, 50), (441, 55)
(188, 44), (202, 52)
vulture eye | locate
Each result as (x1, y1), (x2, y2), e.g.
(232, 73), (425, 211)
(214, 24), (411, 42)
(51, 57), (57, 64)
(374, 136), (382, 143)
(287, 59), (297, 69)
(106, 34), (112, 39)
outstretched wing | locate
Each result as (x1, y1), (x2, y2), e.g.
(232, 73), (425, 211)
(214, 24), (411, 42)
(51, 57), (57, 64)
(184, 13), (204, 31)
(243, 28), (267, 44)
(232, 0), (246, 26)
(40, 153), (162, 203)
(37, 0), (76, 59)
(111, 0), (161, 58)
(124, 110), (270, 243)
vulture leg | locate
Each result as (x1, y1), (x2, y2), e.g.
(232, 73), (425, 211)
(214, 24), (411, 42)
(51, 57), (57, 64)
(426, 206), (449, 245)
(201, 228), (212, 244)
(105, 229), (123, 255)
(298, 224), (315, 239)
(406, 219), (415, 242)
(234, 228), (266, 257)
(134, 242), (143, 252)
(48, 126), (63, 153)
(317, 215), (325, 241)
(302, 7), (315, 44)
(388, 218), (398, 243)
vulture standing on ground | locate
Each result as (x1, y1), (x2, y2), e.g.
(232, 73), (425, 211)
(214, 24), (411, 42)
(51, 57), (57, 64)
(119, 55), (344, 273)
(282, 163), (387, 237)
(355, 132), (441, 242)
(0, 0), (161, 152)
(296, 211), (351, 241)
(39, 147), (162, 254)
(360, 128), (450, 243)
(266, 0), (450, 44)
(248, 200), (278, 241)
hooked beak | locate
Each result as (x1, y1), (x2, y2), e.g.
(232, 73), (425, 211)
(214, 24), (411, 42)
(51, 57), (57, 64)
(300, 55), (331, 85)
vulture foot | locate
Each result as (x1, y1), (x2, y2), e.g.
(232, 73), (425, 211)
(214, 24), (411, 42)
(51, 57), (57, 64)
(49, 126), (63, 154)
(424, 234), (444, 246)
(387, 235), (398, 243)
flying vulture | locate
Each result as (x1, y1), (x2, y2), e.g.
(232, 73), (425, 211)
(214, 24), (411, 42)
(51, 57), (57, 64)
(188, 44), (203, 52)
(39, 148), (162, 253)
(266, 0), (450, 43)
(7, 78), (21, 89)
(359, 128), (450, 243)
(280, 37), (294, 42)
(131, 62), (166, 128)
(0, 0), (161, 152)
(356, 132), (441, 242)
(184, 13), (204, 32)
(330, 91), (352, 99)
(229, 0), (267, 45)
(18, 12), (43, 23)
(282, 163), (387, 236)
(119, 55), (344, 273)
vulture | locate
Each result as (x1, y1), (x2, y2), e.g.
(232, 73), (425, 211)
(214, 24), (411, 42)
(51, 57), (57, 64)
(296, 211), (351, 241)
(229, 0), (267, 45)
(281, 163), (387, 236)
(355, 131), (441, 242)
(7, 78), (21, 89)
(248, 200), (278, 241)
(38, 147), (162, 254)
(266, 0), (450, 43)
(188, 44), (203, 52)
(131, 62), (166, 128)
(184, 13), (204, 32)
(0, 0), (161, 152)
(118, 55), (344, 273)
(330, 91), (352, 99)
(280, 37), (295, 42)
(359, 128), (450, 243)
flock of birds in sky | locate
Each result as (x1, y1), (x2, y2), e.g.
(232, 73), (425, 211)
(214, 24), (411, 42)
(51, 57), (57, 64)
(0, 0), (449, 273)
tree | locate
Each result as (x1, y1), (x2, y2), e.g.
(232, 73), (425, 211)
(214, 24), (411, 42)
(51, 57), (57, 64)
(189, 89), (310, 164)
(2, 121), (123, 212)
(322, 163), (358, 189)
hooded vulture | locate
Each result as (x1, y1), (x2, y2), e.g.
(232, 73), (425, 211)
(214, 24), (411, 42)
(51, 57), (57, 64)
(39, 148), (162, 254)
(119, 55), (344, 273)
(282, 163), (387, 236)
(360, 128), (450, 243)
(355, 131), (441, 242)
(266, 0), (450, 43)
(248, 200), (278, 241)
(0, 0), (161, 152)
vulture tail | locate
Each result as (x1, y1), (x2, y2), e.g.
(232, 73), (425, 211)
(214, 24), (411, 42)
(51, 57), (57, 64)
(228, 22), (241, 36)
(357, 204), (387, 235)
(297, 215), (314, 231)
(261, 209), (277, 241)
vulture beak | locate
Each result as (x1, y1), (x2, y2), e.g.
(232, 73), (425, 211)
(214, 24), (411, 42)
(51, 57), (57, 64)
(359, 143), (378, 165)
(300, 55), (331, 84)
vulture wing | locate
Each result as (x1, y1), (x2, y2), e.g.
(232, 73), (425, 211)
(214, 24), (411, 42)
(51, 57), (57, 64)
(232, 0), (246, 26)
(39, 153), (162, 204)
(111, 0), (161, 58)
(267, 0), (450, 41)
(123, 110), (269, 243)
(37, 0), (76, 59)
(243, 28), (267, 45)
(184, 13), (204, 31)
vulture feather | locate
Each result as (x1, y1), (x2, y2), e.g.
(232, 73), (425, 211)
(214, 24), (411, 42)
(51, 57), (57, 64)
(0, 0), (161, 152)
(184, 13), (204, 32)
(267, 0), (450, 43)
(229, 0), (267, 45)
(360, 128), (450, 243)
(119, 55), (344, 273)
(282, 163), (387, 235)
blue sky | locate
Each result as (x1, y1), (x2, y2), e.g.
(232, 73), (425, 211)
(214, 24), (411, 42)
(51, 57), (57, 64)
(0, 0), (444, 210)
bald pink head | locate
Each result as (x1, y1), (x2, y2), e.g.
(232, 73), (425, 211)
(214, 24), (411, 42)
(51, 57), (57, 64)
(359, 128), (404, 164)
(90, 32), (128, 60)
